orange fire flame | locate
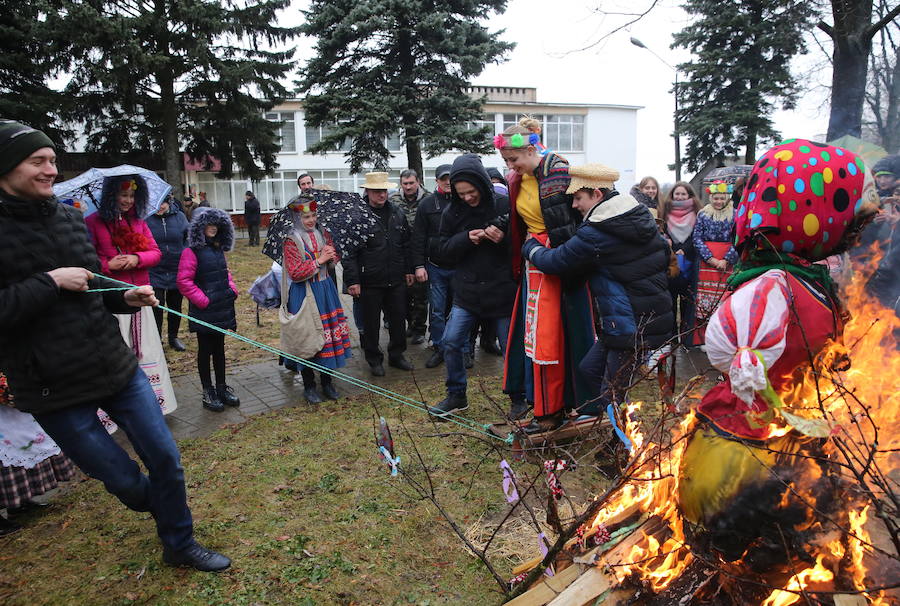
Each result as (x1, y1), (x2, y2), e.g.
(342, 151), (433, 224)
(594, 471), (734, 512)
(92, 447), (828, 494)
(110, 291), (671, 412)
(585, 254), (898, 600)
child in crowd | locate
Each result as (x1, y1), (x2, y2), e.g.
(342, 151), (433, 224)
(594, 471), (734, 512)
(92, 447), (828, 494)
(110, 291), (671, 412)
(177, 208), (240, 412)
(659, 181), (702, 346)
(282, 196), (352, 404)
(692, 180), (739, 346)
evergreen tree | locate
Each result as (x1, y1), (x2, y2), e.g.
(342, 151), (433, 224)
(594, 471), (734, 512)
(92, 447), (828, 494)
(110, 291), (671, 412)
(50, 0), (298, 189)
(297, 0), (513, 176)
(672, 0), (816, 172)
(0, 0), (72, 144)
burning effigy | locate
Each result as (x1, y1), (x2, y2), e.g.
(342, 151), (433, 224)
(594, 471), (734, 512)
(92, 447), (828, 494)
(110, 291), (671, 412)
(505, 140), (898, 605)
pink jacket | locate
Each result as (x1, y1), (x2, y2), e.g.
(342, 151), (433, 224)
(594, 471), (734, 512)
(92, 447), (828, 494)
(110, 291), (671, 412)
(85, 213), (161, 287)
(176, 248), (239, 309)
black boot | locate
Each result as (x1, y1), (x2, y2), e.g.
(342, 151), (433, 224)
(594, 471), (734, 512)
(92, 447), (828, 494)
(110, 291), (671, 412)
(321, 379), (339, 400)
(216, 384), (240, 407)
(427, 393), (469, 421)
(303, 385), (324, 404)
(0, 516), (22, 537)
(508, 399), (531, 421)
(202, 386), (224, 412)
(425, 347), (444, 368)
(388, 356), (413, 371)
(168, 337), (186, 352)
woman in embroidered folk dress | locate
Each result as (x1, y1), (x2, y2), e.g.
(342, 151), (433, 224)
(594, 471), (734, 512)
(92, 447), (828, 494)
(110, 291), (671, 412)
(691, 180), (738, 346)
(85, 175), (177, 415)
(282, 196), (352, 404)
(677, 139), (881, 564)
(659, 181), (702, 346)
(496, 123), (595, 433)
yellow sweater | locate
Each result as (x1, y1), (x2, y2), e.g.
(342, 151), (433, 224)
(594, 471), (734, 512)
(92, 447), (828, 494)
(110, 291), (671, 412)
(517, 174), (546, 233)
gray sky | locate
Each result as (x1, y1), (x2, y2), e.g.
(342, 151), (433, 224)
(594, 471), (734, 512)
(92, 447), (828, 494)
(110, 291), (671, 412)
(286, 0), (835, 184)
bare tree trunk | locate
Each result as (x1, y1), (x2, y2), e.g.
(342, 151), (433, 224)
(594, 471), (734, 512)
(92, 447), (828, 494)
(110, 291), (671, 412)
(884, 45), (900, 152)
(744, 127), (757, 165)
(159, 73), (182, 196)
(397, 22), (424, 178)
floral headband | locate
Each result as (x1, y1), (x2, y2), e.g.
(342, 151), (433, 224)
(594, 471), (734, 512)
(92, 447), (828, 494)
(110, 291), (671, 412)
(290, 199), (317, 213)
(493, 132), (540, 150)
(119, 179), (138, 192)
(705, 180), (733, 194)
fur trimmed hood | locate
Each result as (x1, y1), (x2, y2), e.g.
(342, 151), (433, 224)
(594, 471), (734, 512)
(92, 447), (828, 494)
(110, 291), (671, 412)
(188, 207), (235, 250)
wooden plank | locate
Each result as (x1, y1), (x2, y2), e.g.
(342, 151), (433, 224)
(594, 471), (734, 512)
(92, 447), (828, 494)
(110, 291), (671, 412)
(832, 596), (867, 606)
(505, 564), (585, 606)
(546, 567), (612, 606)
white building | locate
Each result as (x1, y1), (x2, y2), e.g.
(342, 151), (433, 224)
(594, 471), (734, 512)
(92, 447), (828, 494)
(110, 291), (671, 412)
(184, 86), (641, 216)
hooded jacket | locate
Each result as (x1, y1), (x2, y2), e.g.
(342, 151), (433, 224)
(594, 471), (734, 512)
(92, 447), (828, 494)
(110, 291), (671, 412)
(523, 193), (674, 349)
(0, 191), (138, 414)
(177, 207), (238, 333)
(436, 154), (517, 318)
(411, 188), (452, 268)
(146, 203), (189, 290)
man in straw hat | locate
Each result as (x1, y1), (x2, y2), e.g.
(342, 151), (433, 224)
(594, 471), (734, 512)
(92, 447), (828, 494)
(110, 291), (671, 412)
(522, 163), (673, 420)
(342, 172), (415, 376)
(0, 119), (230, 571)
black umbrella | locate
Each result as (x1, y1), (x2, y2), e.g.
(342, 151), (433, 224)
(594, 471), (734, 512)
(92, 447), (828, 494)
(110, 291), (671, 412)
(262, 189), (380, 263)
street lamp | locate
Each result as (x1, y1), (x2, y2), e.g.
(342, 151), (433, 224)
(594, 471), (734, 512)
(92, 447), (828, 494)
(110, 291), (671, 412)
(630, 37), (682, 182)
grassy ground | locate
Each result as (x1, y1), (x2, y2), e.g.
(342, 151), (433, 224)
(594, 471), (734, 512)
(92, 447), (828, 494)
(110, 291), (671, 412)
(164, 240), (289, 376)
(0, 375), (626, 605)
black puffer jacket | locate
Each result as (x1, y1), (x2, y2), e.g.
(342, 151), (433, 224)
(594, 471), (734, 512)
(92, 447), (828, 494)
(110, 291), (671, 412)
(147, 203), (189, 290)
(179, 207), (237, 334)
(523, 193), (673, 349)
(341, 198), (412, 288)
(437, 154), (517, 318)
(0, 191), (138, 414)
(411, 189), (452, 268)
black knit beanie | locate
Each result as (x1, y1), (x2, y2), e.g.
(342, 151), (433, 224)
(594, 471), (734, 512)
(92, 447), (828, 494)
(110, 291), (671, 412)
(0, 120), (56, 177)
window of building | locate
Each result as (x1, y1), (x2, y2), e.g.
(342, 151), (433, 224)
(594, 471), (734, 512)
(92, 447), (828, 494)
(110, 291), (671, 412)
(385, 131), (403, 152)
(467, 113), (496, 133)
(305, 124), (352, 152)
(265, 112), (296, 153)
(500, 113), (585, 152)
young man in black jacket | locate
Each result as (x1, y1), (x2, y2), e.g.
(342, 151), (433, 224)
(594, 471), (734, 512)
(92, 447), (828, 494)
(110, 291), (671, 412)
(342, 172), (415, 376)
(411, 164), (456, 368)
(0, 120), (230, 571)
(243, 190), (261, 246)
(427, 155), (526, 420)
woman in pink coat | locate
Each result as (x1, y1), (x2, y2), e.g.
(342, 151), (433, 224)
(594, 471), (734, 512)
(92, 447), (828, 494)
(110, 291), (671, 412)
(85, 174), (177, 415)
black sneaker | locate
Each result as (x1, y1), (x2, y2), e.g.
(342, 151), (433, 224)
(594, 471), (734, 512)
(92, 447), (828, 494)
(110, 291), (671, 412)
(163, 542), (231, 572)
(202, 387), (224, 412)
(520, 415), (565, 435)
(388, 356), (413, 371)
(427, 393), (469, 421)
(303, 386), (324, 404)
(216, 384), (240, 407)
(425, 348), (444, 368)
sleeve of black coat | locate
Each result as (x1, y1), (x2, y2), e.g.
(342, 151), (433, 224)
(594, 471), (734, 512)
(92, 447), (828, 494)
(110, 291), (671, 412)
(435, 206), (475, 265)
(341, 243), (361, 286)
(411, 199), (428, 269)
(0, 273), (61, 330)
(401, 213), (413, 274)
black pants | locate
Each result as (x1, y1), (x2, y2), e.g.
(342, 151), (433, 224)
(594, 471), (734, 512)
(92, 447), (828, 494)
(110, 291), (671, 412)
(359, 283), (407, 366)
(152, 287), (183, 339)
(247, 223), (260, 246)
(196, 332), (226, 388)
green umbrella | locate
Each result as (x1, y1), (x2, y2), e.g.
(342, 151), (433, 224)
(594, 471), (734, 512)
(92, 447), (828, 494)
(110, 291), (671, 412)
(826, 135), (888, 171)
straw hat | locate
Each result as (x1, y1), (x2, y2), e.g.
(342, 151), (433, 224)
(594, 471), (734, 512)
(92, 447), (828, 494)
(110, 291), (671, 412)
(359, 172), (396, 190)
(565, 163), (620, 194)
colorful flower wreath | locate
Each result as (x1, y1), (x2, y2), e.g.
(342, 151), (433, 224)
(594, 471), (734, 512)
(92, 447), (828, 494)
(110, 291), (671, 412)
(119, 179), (138, 192)
(706, 180), (733, 195)
(493, 132), (541, 150)
(290, 198), (317, 213)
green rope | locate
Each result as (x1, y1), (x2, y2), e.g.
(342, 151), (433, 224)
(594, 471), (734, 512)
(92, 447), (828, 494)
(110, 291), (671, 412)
(89, 273), (507, 442)
(86, 287), (132, 293)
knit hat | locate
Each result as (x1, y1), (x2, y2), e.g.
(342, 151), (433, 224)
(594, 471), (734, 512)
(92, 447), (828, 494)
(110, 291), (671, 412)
(565, 163), (620, 194)
(0, 120), (56, 176)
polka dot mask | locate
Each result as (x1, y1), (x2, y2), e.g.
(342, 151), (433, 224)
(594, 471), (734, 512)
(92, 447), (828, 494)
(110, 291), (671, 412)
(735, 138), (866, 260)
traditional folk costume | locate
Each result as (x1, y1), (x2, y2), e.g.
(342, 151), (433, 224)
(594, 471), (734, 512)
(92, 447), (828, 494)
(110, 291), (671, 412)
(691, 181), (739, 345)
(282, 203), (352, 394)
(85, 176), (177, 415)
(501, 146), (595, 425)
(677, 139), (881, 562)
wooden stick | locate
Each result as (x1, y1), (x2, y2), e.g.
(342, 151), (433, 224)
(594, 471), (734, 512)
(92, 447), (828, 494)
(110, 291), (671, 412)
(504, 563), (586, 606)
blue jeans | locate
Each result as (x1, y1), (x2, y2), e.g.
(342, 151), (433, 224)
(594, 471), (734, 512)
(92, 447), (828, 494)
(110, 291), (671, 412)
(578, 342), (638, 416)
(33, 368), (194, 552)
(426, 262), (454, 350)
(444, 304), (511, 395)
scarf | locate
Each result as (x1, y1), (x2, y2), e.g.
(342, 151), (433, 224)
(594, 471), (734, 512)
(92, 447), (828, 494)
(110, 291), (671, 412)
(293, 221), (328, 281)
(699, 202), (734, 222)
(666, 198), (697, 244)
